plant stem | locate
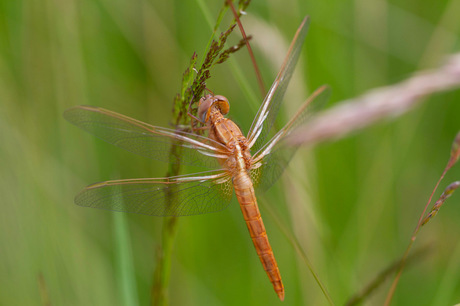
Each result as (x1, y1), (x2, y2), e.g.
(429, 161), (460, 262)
(151, 2), (253, 303)
(151, 145), (181, 306)
(152, 216), (179, 306)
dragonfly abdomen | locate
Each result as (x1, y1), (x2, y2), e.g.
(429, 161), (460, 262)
(233, 171), (285, 301)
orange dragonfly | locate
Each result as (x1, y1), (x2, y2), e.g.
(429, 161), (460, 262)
(64, 16), (329, 301)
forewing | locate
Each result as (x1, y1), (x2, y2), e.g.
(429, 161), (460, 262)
(64, 105), (228, 169)
(75, 171), (234, 216)
(246, 16), (310, 152)
(251, 86), (331, 191)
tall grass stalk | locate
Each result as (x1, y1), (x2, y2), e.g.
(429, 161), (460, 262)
(151, 1), (249, 304)
(113, 212), (139, 306)
(384, 132), (460, 305)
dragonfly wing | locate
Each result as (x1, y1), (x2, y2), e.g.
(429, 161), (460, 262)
(75, 171), (234, 216)
(251, 86), (331, 191)
(250, 150), (289, 192)
(246, 16), (310, 153)
(64, 105), (228, 169)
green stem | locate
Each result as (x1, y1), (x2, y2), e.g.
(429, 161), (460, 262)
(152, 216), (179, 306)
(151, 2), (248, 304)
(152, 138), (182, 306)
(152, 145), (181, 306)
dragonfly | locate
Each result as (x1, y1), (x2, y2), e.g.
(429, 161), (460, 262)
(64, 16), (330, 301)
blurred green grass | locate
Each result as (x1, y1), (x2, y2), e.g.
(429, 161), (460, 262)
(1, 0), (460, 305)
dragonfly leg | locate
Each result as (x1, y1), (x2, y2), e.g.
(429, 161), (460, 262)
(186, 111), (209, 134)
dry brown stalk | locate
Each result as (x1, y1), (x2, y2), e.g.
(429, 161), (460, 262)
(287, 53), (460, 147)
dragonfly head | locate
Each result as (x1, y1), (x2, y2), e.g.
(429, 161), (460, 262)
(197, 94), (230, 123)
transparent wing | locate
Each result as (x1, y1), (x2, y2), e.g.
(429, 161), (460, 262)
(246, 16), (310, 153)
(75, 171), (234, 216)
(250, 86), (331, 191)
(63, 105), (228, 169)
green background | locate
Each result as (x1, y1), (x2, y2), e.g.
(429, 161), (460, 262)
(1, 0), (459, 305)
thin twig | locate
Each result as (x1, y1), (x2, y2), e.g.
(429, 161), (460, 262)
(227, 0), (265, 96)
(384, 132), (460, 305)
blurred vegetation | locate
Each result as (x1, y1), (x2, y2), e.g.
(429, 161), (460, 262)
(1, 0), (460, 305)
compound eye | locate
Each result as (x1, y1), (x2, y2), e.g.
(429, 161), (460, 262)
(213, 95), (230, 115)
(197, 95), (213, 123)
